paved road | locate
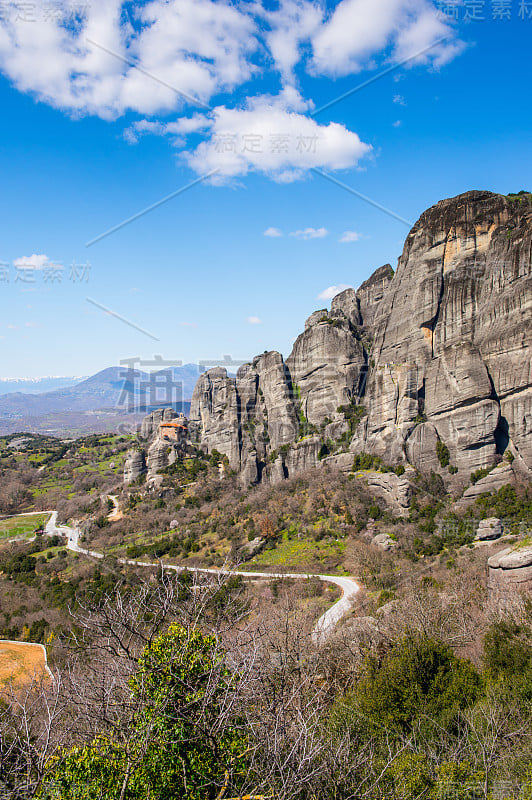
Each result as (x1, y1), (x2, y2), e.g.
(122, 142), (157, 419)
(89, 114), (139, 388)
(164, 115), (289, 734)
(46, 512), (360, 641)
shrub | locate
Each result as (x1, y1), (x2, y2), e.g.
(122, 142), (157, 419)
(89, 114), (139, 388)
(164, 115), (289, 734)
(353, 452), (382, 471)
(348, 636), (482, 736)
(318, 443), (329, 460)
(436, 440), (450, 468)
(470, 466), (493, 484)
(337, 402), (366, 436)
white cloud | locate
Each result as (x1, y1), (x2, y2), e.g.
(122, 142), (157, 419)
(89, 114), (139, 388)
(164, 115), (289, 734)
(339, 231), (362, 242)
(311, 0), (463, 76)
(317, 283), (353, 299)
(264, 227), (283, 237)
(246, 316), (262, 324)
(291, 227), (328, 239)
(0, 0), (465, 123)
(124, 113), (210, 143)
(0, 0), (257, 119)
(0, 0), (464, 184)
(13, 254), (50, 270)
(392, 119), (402, 127)
(185, 97), (371, 181)
(393, 94), (406, 105)
(0, 0), (463, 125)
(260, 0), (323, 84)
(392, 7), (465, 66)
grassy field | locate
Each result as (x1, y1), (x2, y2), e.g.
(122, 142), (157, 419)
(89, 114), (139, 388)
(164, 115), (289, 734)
(246, 532), (346, 572)
(0, 641), (48, 688)
(0, 513), (51, 539)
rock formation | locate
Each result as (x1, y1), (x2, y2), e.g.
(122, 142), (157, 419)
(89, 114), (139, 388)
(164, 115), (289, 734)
(356, 191), (531, 479)
(476, 517), (504, 540)
(188, 191), (532, 491)
(454, 462), (517, 508)
(123, 448), (146, 484)
(488, 544), (532, 607)
(124, 409), (192, 485)
(357, 469), (414, 518)
(372, 532), (397, 551)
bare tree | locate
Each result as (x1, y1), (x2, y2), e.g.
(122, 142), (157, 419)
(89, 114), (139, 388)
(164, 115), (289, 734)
(0, 671), (67, 799)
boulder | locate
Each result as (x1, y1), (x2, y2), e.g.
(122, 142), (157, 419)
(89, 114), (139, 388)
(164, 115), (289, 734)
(239, 536), (265, 560)
(371, 533), (397, 551)
(476, 517), (503, 540)
(488, 545), (532, 608)
(357, 471), (412, 518)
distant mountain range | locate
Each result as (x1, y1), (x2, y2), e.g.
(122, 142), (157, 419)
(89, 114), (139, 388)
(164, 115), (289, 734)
(0, 365), (202, 436)
(0, 376), (88, 395)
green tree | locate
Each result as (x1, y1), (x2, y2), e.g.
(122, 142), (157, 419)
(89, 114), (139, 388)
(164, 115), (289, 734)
(483, 603), (532, 700)
(39, 624), (248, 800)
(345, 636), (482, 737)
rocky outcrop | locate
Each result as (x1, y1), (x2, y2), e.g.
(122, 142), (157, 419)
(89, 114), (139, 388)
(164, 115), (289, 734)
(188, 191), (532, 490)
(239, 536), (265, 560)
(488, 545), (532, 607)
(362, 191), (532, 484)
(372, 532), (397, 551)
(140, 407), (180, 440)
(188, 368), (242, 470)
(147, 438), (176, 476)
(190, 352), (299, 480)
(125, 409), (192, 486)
(123, 449), (146, 484)
(355, 264), (394, 331)
(286, 312), (366, 426)
(476, 518), (503, 540)
(455, 462), (516, 507)
(356, 470), (413, 518)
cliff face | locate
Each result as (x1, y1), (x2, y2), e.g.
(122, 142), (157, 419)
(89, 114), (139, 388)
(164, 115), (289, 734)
(189, 190), (532, 488)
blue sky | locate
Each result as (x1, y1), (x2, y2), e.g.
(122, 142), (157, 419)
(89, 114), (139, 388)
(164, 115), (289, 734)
(0, 0), (531, 379)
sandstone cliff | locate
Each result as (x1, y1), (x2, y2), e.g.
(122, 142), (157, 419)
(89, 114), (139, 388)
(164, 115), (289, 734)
(187, 190), (532, 490)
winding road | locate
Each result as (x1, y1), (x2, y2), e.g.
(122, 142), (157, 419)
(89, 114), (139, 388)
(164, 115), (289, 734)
(45, 512), (360, 640)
